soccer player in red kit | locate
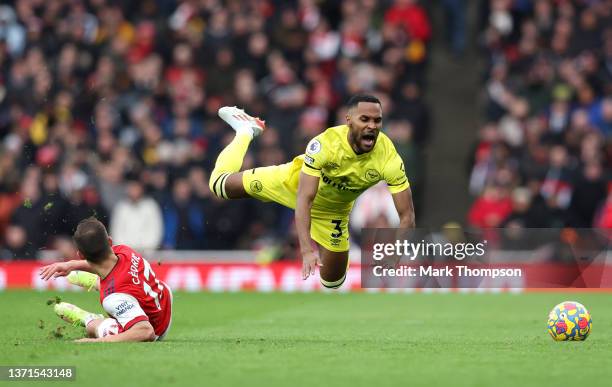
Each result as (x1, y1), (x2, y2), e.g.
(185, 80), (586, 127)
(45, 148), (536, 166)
(40, 217), (172, 342)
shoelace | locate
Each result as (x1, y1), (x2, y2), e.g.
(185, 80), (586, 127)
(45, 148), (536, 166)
(60, 312), (83, 328)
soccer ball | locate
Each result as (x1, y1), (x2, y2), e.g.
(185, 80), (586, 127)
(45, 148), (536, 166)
(547, 301), (592, 341)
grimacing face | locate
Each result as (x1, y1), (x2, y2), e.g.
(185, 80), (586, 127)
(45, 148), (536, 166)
(346, 101), (382, 154)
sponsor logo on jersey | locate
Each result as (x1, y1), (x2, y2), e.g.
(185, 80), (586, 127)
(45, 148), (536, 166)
(250, 180), (263, 193)
(320, 172), (359, 193)
(324, 162), (340, 170)
(365, 169), (380, 182)
(306, 139), (321, 154)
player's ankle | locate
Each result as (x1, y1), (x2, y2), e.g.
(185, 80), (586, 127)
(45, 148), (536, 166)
(236, 129), (254, 139)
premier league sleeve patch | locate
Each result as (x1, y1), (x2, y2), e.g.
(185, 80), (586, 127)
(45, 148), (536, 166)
(306, 139), (321, 155)
(302, 137), (327, 175)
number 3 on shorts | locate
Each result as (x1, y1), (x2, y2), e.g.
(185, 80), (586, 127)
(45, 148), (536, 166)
(331, 219), (342, 238)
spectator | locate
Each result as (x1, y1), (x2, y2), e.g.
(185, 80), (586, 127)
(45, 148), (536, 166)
(390, 82), (430, 146)
(540, 145), (574, 211)
(63, 185), (109, 235)
(589, 97), (612, 137)
(0, 152), (21, 238)
(7, 168), (43, 257)
(568, 163), (608, 227)
(110, 178), (162, 252)
(385, 0), (432, 43)
(468, 184), (513, 228)
(0, 225), (35, 260)
(501, 187), (547, 228)
(96, 162), (126, 213)
(594, 188), (612, 228)
(0, 5), (26, 58)
(162, 178), (206, 249)
(441, 0), (467, 57)
(40, 171), (70, 246)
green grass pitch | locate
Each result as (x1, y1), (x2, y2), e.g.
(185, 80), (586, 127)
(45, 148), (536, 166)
(1, 290), (611, 387)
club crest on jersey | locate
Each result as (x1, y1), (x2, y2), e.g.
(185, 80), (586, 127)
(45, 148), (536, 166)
(365, 169), (380, 182)
(250, 180), (263, 193)
(307, 139), (321, 155)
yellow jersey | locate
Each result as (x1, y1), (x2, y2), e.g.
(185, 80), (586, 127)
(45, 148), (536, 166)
(240, 124), (409, 251)
(282, 124), (409, 215)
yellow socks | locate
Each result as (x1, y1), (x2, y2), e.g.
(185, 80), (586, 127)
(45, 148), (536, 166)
(209, 133), (252, 199)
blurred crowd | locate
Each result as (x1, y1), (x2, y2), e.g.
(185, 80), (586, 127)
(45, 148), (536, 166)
(0, 0), (432, 259)
(468, 0), (612, 229)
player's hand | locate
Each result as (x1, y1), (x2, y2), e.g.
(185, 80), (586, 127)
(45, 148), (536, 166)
(301, 251), (322, 280)
(39, 262), (72, 281)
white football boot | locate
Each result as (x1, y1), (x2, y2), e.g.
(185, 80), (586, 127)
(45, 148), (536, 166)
(218, 106), (265, 138)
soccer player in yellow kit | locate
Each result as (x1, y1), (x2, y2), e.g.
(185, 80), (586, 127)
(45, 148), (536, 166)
(209, 95), (415, 288)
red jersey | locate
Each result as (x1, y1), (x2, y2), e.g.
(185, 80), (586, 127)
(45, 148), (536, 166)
(99, 245), (172, 338)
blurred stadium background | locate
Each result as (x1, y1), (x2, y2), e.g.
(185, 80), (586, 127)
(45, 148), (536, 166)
(0, 0), (610, 291)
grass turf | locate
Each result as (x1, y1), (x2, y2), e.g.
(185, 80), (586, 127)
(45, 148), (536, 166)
(0, 290), (611, 387)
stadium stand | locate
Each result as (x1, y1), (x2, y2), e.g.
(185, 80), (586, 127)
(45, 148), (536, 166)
(0, 0), (432, 259)
(468, 0), (612, 229)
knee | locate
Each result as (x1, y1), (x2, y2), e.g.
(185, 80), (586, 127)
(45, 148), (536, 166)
(85, 318), (106, 338)
(320, 271), (347, 290)
(209, 172), (230, 199)
(85, 322), (98, 337)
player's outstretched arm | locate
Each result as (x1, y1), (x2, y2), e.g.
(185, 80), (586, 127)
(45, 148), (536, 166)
(392, 187), (416, 228)
(39, 259), (95, 281)
(296, 171), (322, 280)
(76, 321), (156, 343)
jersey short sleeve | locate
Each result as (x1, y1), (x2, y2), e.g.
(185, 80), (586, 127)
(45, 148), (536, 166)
(383, 152), (410, 194)
(301, 137), (329, 177)
(102, 292), (149, 330)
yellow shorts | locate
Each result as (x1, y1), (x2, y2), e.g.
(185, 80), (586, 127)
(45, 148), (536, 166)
(242, 161), (350, 252)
